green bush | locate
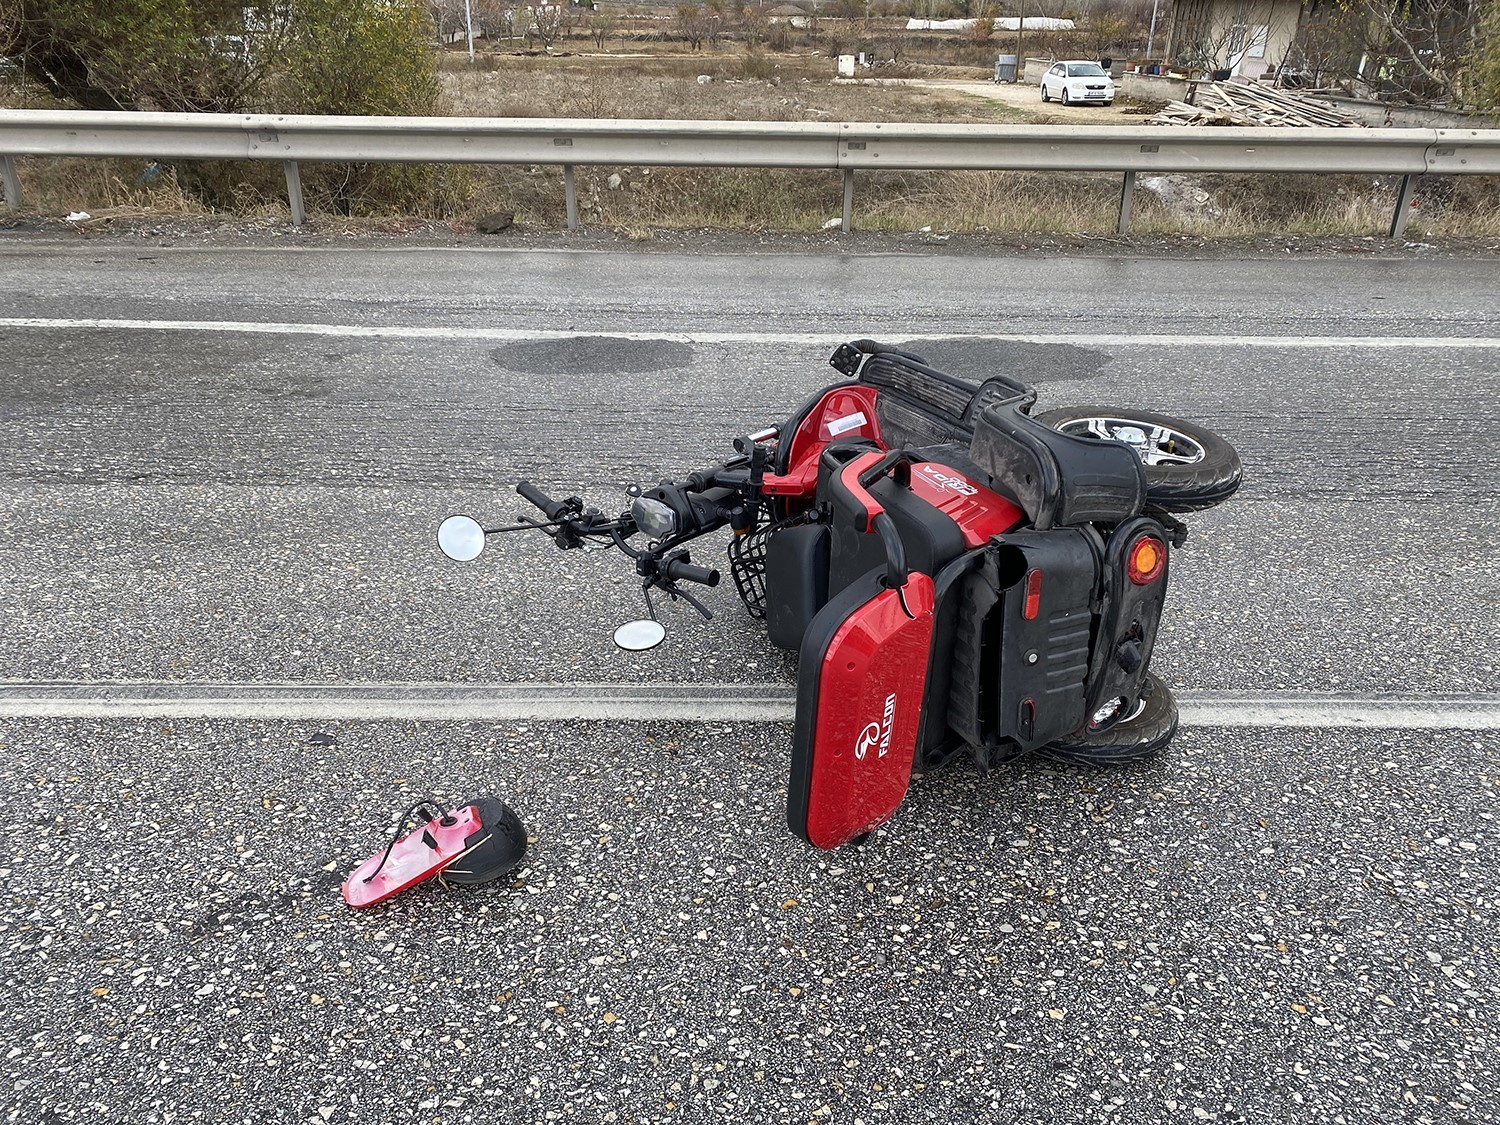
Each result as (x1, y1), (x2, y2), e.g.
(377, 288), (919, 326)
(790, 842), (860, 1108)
(12, 0), (274, 111)
(280, 0), (438, 116)
(10, 0), (449, 214)
(277, 0), (443, 214)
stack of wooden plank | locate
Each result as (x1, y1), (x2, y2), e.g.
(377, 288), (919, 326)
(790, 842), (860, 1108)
(1150, 82), (1365, 128)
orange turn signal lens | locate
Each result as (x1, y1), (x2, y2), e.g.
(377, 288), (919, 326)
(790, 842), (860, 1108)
(1127, 536), (1166, 585)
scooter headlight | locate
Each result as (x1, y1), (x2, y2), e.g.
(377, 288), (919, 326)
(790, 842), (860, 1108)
(632, 496), (679, 539)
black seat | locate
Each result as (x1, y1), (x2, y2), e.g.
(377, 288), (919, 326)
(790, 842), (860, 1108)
(831, 339), (1147, 530)
(969, 402), (1146, 530)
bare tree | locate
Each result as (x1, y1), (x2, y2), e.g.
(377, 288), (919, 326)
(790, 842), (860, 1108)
(1, 0), (21, 56)
(589, 8), (618, 46)
(511, 2), (535, 45)
(1335, 0), (1479, 102)
(1077, 0), (1133, 59)
(740, 0), (768, 47)
(677, 4), (721, 48)
(532, 3), (564, 47)
(1281, 3), (1362, 86)
(426, 0), (469, 44)
(471, 0), (511, 40)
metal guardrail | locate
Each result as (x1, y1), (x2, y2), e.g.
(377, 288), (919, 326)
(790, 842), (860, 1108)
(3, 109), (1498, 237)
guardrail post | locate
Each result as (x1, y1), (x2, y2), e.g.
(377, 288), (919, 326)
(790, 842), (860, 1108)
(1388, 173), (1416, 239)
(841, 169), (854, 234)
(1, 155), (20, 212)
(1116, 170), (1135, 236)
(564, 164), (578, 231)
(283, 160), (305, 227)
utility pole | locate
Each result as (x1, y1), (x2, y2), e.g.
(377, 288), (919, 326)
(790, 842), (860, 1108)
(465, 0), (476, 63)
(1146, 0), (1160, 60)
(1014, 2), (1025, 80)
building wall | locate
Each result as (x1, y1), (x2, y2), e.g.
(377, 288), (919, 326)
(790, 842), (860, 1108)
(1166, 0), (1306, 79)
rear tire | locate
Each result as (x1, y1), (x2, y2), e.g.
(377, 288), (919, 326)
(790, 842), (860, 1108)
(1032, 405), (1243, 512)
(1040, 84), (1050, 102)
(1035, 674), (1178, 765)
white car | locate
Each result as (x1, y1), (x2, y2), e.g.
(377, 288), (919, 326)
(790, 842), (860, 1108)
(1040, 61), (1115, 106)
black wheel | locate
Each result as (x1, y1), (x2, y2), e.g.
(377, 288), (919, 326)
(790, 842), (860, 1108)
(1035, 674), (1178, 766)
(1032, 405), (1242, 512)
(1061, 88), (1071, 106)
(1104, 100), (1115, 106)
(1040, 83), (1050, 103)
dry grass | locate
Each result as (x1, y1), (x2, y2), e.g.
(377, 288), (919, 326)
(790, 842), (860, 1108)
(6, 52), (1500, 239)
(11, 156), (221, 218)
(437, 57), (1010, 125)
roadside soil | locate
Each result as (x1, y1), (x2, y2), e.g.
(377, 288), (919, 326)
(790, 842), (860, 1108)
(910, 78), (1154, 124)
(5, 211), (1497, 260)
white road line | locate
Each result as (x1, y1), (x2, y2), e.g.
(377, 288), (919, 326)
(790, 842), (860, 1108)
(0, 317), (1496, 349)
(1, 683), (1497, 729)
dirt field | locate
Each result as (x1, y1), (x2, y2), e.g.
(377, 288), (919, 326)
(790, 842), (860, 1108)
(439, 55), (1019, 125)
(908, 78), (1149, 124)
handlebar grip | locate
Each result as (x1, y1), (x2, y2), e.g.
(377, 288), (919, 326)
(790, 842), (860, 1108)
(663, 558), (721, 587)
(516, 480), (565, 520)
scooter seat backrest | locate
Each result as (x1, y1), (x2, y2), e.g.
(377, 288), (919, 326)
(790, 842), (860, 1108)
(969, 402), (1147, 530)
(855, 351), (976, 449)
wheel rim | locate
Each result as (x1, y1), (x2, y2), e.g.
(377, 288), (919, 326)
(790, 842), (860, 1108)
(1090, 695), (1148, 728)
(1055, 415), (1207, 467)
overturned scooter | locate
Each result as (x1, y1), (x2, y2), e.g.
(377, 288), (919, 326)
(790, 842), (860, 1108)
(439, 340), (1242, 850)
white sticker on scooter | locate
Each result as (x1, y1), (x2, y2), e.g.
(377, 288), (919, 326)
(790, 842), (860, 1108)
(827, 411), (868, 437)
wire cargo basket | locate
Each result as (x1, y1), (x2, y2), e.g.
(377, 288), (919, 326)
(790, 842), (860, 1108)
(727, 511), (817, 619)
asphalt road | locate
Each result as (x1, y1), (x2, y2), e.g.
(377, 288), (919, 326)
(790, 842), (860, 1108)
(1, 237), (1497, 1125)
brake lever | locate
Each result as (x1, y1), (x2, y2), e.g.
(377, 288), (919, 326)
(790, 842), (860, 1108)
(642, 576), (713, 622)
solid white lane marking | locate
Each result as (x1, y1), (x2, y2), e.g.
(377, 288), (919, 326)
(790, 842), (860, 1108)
(1, 683), (1497, 729)
(0, 317), (1496, 349)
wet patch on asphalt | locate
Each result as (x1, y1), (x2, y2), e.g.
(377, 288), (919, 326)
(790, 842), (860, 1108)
(896, 337), (1109, 383)
(491, 337), (695, 375)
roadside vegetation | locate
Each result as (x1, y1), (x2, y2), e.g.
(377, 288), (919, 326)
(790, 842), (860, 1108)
(2, 1), (1499, 239)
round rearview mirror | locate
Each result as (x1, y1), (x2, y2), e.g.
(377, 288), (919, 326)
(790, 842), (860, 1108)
(437, 515), (487, 562)
(613, 619), (666, 652)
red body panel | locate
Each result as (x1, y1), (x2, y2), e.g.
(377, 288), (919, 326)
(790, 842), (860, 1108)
(838, 450), (889, 531)
(907, 462), (1025, 547)
(342, 805), (482, 908)
(803, 574), (936, 849)
(763, 385), (881, 501)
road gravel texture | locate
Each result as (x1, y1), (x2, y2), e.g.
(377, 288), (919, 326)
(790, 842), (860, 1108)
(2, 718), (1496, 1124)
(1, 236), (1498, 1124)
(0, 330), (1494, 694)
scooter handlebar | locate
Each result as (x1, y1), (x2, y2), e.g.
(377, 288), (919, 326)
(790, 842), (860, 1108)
(662, 557), (721, 587)
(516, 480), (567, 521)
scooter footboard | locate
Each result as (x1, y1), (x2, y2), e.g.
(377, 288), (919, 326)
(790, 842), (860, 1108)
(787, 569), (936, 849)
